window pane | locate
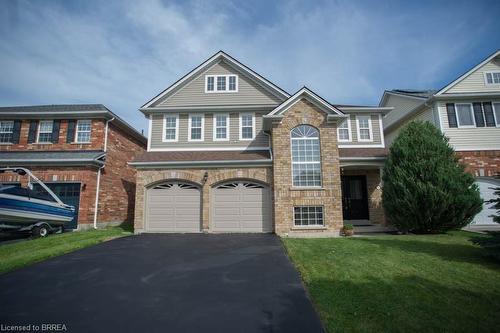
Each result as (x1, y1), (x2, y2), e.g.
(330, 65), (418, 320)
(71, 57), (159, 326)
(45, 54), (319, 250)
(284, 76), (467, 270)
(216, 115), (227, 127)
(191, 116), (202, 127)
(358, 116), (369, 129)
(191, 128), (201, 140)
(294, 206), (324, 226)
(359, 129), (371, 140)
(165, 128), (176, 140)
(339, 128), (350, 141)
(229, 76), (236, 91)
(76, 120), (91, 143)
(0, 121), (14, 143)
(242, 127), (252, 139)
(494, 72), (500, 84)
(216, 127), (226, 139)
(217, 76), (226, 91)
(39, 120), (53, 133)
(165, 117), (176, 128)
(456, 104), (474, 126)
(486, 73), (493, 84)
(493, 103), (500, 125)
(77, 132), (90, 143)
(338, 119), (348, 129)
(207, 76), (214, 91)
(77, 120), (91, 131)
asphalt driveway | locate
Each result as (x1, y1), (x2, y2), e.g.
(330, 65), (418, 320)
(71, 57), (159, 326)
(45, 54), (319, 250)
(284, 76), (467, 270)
(0, 234), (324, 333)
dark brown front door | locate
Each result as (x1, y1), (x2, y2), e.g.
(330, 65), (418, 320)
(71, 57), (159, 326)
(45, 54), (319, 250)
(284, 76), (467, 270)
(341, 175), (369, 220)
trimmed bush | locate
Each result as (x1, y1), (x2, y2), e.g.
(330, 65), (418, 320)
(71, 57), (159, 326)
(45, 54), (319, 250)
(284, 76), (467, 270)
(382, 121), (482, 233)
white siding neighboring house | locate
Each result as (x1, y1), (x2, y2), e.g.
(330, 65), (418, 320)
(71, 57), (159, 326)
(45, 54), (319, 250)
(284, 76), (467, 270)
(379, 49), (500, 226)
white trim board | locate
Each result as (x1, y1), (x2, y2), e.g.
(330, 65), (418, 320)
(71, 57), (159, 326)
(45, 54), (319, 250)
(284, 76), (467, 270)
(147, 146), (270, 152)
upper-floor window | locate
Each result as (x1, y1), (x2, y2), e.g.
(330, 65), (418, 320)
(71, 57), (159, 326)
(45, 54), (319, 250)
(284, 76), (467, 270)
(493, 102), (500, 126)
(337, 118), (351, 142)
(0, 121), (14, 143)
(163, 115), (178, 142)
(213, 114), (229, 141)
(356, 116), (372, 141)
(455, 103), (475, 127)
(485, 72), (500, 85)
(291, 125), (322, 187)
(188, 114), (204, 141)
(239, 113), (255, 140)
(75, 120), (92, 143)
(37, 120), (53, 143)
(205, 75), (238, 93)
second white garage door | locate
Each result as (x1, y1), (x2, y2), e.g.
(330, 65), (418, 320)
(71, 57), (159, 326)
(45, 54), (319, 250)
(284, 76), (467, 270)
(212, 181), (272, 232)
(146, 182), (201, 232)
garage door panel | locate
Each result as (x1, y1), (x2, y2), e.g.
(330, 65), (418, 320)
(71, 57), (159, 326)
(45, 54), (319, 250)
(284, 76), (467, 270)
(471, 179), (499, 225)
(146, 182), (201, 232)
(212, 182), (272, 232)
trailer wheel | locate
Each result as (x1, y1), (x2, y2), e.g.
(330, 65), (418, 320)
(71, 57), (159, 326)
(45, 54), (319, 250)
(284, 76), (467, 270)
(32, 225), (49, 238)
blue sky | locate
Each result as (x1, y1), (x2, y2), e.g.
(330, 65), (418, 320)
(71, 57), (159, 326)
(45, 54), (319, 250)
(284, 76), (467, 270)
(1, 0), (499, 133)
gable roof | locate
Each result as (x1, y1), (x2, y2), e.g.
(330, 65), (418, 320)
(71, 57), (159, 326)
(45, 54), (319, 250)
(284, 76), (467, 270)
(266, 87), (346, 118)
(0, 104), (146, 145)
(378, 89), (435, 106)
(435, 49), (500, 95)
(141, 51), (290, 109)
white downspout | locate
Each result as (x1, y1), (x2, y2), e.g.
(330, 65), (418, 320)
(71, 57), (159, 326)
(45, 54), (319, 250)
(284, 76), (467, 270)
(93, 117), (115, 229)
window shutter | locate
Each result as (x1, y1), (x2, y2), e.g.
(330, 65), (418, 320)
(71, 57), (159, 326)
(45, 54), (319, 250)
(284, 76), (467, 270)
(446, 103), (457, 128)
(472, 103), (485, 127)
(66, 120), (76, 143)
(11, 120), (22, 144)
(52, 120), (60, 143)
(27, 120), (38, 143)
(482, 102), (496, 127)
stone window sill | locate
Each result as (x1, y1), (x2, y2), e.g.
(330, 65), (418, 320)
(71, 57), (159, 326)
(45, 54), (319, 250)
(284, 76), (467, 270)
(290, 187), (326, 191)
(32, 142), (53, 145)
(0, 143), (13, 145)
(70, 142), (92, 145)
(291, 226), (328, 231)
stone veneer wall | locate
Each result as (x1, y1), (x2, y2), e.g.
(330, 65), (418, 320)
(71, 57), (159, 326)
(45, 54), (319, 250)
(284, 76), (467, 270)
(341, 168), (385, 225)
(133, 167), (273, 233)
(271, 98), (343, 236)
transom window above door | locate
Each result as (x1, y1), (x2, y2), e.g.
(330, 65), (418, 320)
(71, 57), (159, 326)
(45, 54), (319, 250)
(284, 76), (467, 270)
(291, 125), (322, 187)
(205, 75), (238, 93)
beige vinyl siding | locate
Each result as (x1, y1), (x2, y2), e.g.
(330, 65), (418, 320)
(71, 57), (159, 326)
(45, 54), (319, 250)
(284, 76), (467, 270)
(153, 61), (282, 108)
(382, 94), (426, 129)
(446, 58), (500, 94)
(150, 112), (269, 150)
(437, 99), (500, 150)
(339, 113), (383, 146)
(384, 107), (434, 146)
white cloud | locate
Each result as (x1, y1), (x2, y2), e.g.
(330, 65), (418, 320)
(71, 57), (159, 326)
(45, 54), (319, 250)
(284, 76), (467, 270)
(0, 0), (498, 132)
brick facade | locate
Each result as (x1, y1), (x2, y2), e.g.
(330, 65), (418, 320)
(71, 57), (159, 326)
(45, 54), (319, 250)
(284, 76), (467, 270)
(456, 150), (500, 177)
(271, 98), (344, 236)
(133, 167), (272, 233)
(0, 119), (146, 229)
(0, 119), (105, 151)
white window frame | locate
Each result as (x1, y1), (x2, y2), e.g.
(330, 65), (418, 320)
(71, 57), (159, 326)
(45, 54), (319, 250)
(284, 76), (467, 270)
(239, 112), (255, 140)
(290, 125), (322, 188)
(36, 120), (54, 144)
(162, 114), (179, 142)
(484, 71), (500, 86)
(205, 75), (238, 93)
(188, 114), (204, 142)
(337, 117), (352, 142)
(75, 119), (92, 143)
(0, 120), (14, 144)
(213, 113), (230, 141)
(356, 116), (373, 142)
(455, 103), (476, 128)
(293, 206), (325, 227)
(492, 102), (500, 127)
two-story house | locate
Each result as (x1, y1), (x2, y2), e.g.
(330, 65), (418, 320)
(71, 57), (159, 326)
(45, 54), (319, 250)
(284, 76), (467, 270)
(0, 104), (146, 230)
(380, 49), (500, 226)
(130, 51), (392, 235)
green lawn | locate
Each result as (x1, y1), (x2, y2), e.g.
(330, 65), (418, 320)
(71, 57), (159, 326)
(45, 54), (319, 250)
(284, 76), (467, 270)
(283, 231), (500, 333)
(0, 225), (132, 274)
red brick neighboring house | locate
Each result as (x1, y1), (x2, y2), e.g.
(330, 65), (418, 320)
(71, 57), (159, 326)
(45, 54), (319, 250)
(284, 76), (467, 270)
(0, 104), (146, 230)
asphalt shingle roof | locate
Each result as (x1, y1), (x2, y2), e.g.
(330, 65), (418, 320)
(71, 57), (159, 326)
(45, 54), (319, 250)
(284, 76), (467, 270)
(0, 150), (105, 165)
(132, 150), (271, 163)
(0, 104), (108, 113)
(389, 89), (436, 99)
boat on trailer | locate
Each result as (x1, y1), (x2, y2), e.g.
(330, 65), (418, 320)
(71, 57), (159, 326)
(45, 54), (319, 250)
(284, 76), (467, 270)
(0, 167), (75, 236)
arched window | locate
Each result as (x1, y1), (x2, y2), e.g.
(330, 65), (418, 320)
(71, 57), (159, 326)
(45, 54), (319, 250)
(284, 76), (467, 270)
(290, 125), (322, 187)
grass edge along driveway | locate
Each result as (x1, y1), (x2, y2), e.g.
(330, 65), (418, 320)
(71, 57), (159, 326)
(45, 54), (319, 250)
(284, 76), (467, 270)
(0, 225), (132, 274)
(282, 231), (500, 333)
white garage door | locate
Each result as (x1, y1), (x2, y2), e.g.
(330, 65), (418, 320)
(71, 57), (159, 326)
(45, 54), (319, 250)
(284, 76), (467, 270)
(146, 182), (201, 232)
(212, 181), (272, 232)
(471, 178), (499, 226)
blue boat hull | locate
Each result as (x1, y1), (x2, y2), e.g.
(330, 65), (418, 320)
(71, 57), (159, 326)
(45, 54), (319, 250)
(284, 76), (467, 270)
(0, 194), (75, 226)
